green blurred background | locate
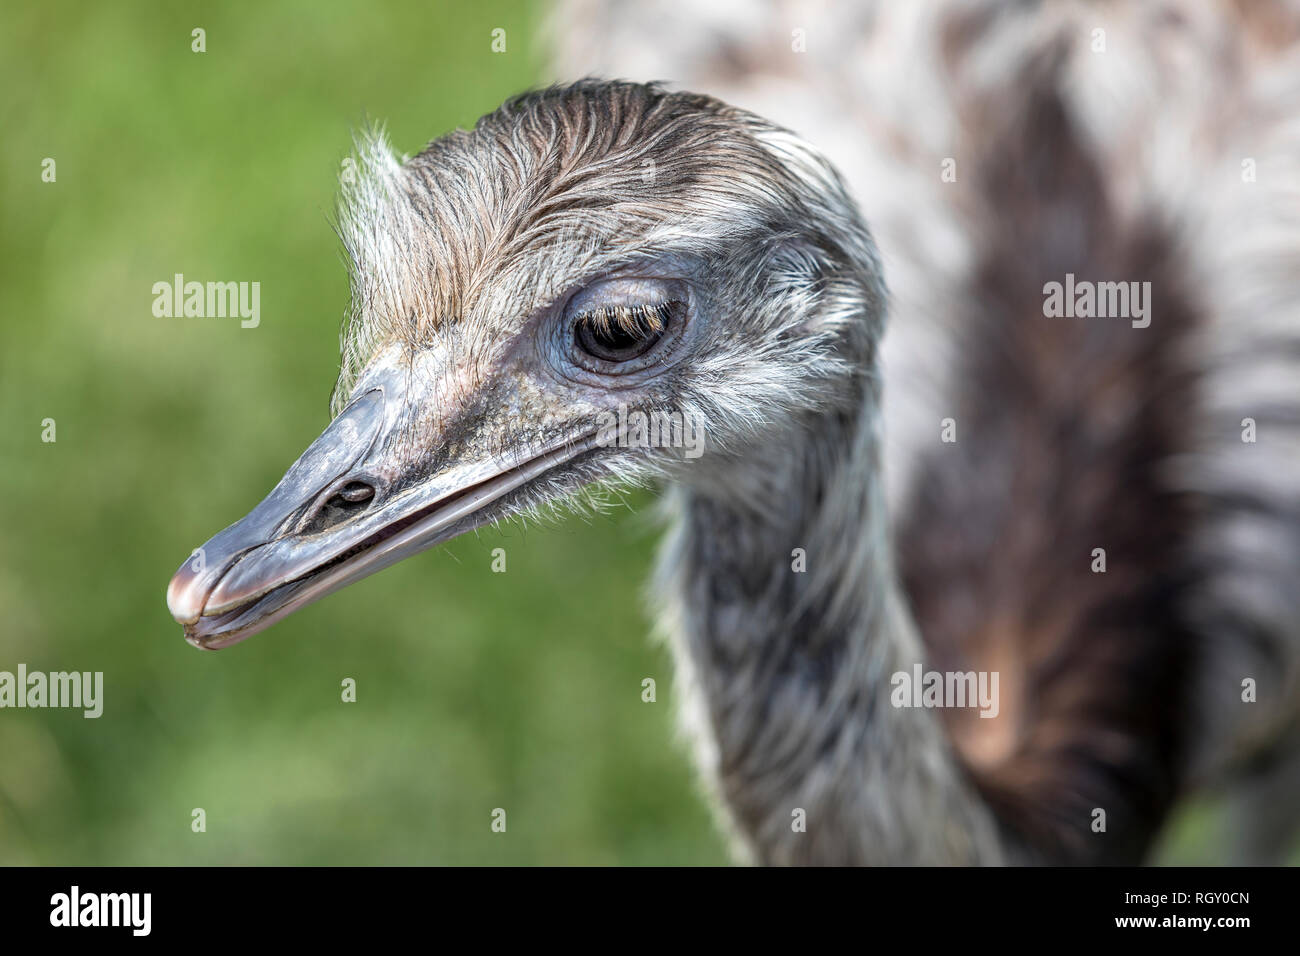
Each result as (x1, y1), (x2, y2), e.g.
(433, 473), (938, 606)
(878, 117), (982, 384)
(0, 0), (1235, 865)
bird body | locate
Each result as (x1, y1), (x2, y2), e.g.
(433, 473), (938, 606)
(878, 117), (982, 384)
(169, 0), (1300, 864)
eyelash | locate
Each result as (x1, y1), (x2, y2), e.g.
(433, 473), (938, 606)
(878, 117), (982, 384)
(574, 301), (678, 337)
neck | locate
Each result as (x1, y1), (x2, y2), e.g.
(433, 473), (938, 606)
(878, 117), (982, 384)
(657, 386), (1003, 864)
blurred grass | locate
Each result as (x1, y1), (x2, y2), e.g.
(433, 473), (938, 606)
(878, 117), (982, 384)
(0, 0), (727, 864)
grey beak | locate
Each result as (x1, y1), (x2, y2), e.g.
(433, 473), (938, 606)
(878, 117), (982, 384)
(166, 387), (387, 643)
(166, 369), (596, 650)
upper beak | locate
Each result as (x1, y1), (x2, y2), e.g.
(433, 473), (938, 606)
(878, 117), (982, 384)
(166, 361), (594, 650)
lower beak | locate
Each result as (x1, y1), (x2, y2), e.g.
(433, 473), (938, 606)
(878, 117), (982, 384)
(166, 382), (594, 649)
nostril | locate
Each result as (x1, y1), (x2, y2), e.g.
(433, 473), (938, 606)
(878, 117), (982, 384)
(336, 481), (375, 504)
(301, 480), (377, 535)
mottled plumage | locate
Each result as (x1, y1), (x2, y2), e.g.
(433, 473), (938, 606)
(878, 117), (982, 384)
(549, 0), (1300, 863)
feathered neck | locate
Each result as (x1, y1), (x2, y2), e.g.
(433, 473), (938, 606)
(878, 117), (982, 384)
(656, 379), (1004, 864)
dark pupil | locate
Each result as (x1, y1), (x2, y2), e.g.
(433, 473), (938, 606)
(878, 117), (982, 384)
(576, 303), (674, 362)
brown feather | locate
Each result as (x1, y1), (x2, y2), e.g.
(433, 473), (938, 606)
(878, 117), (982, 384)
(896, 52), (1202, 863)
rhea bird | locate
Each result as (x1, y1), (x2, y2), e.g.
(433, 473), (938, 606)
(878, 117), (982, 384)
(167, 70), (1300, 864)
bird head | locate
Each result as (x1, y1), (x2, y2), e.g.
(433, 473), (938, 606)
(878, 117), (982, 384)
(166, 80), (884, 649)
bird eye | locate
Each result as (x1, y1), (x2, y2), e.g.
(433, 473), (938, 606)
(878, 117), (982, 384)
(573, 301), (680, 364)
(559, 276), (690, 377)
